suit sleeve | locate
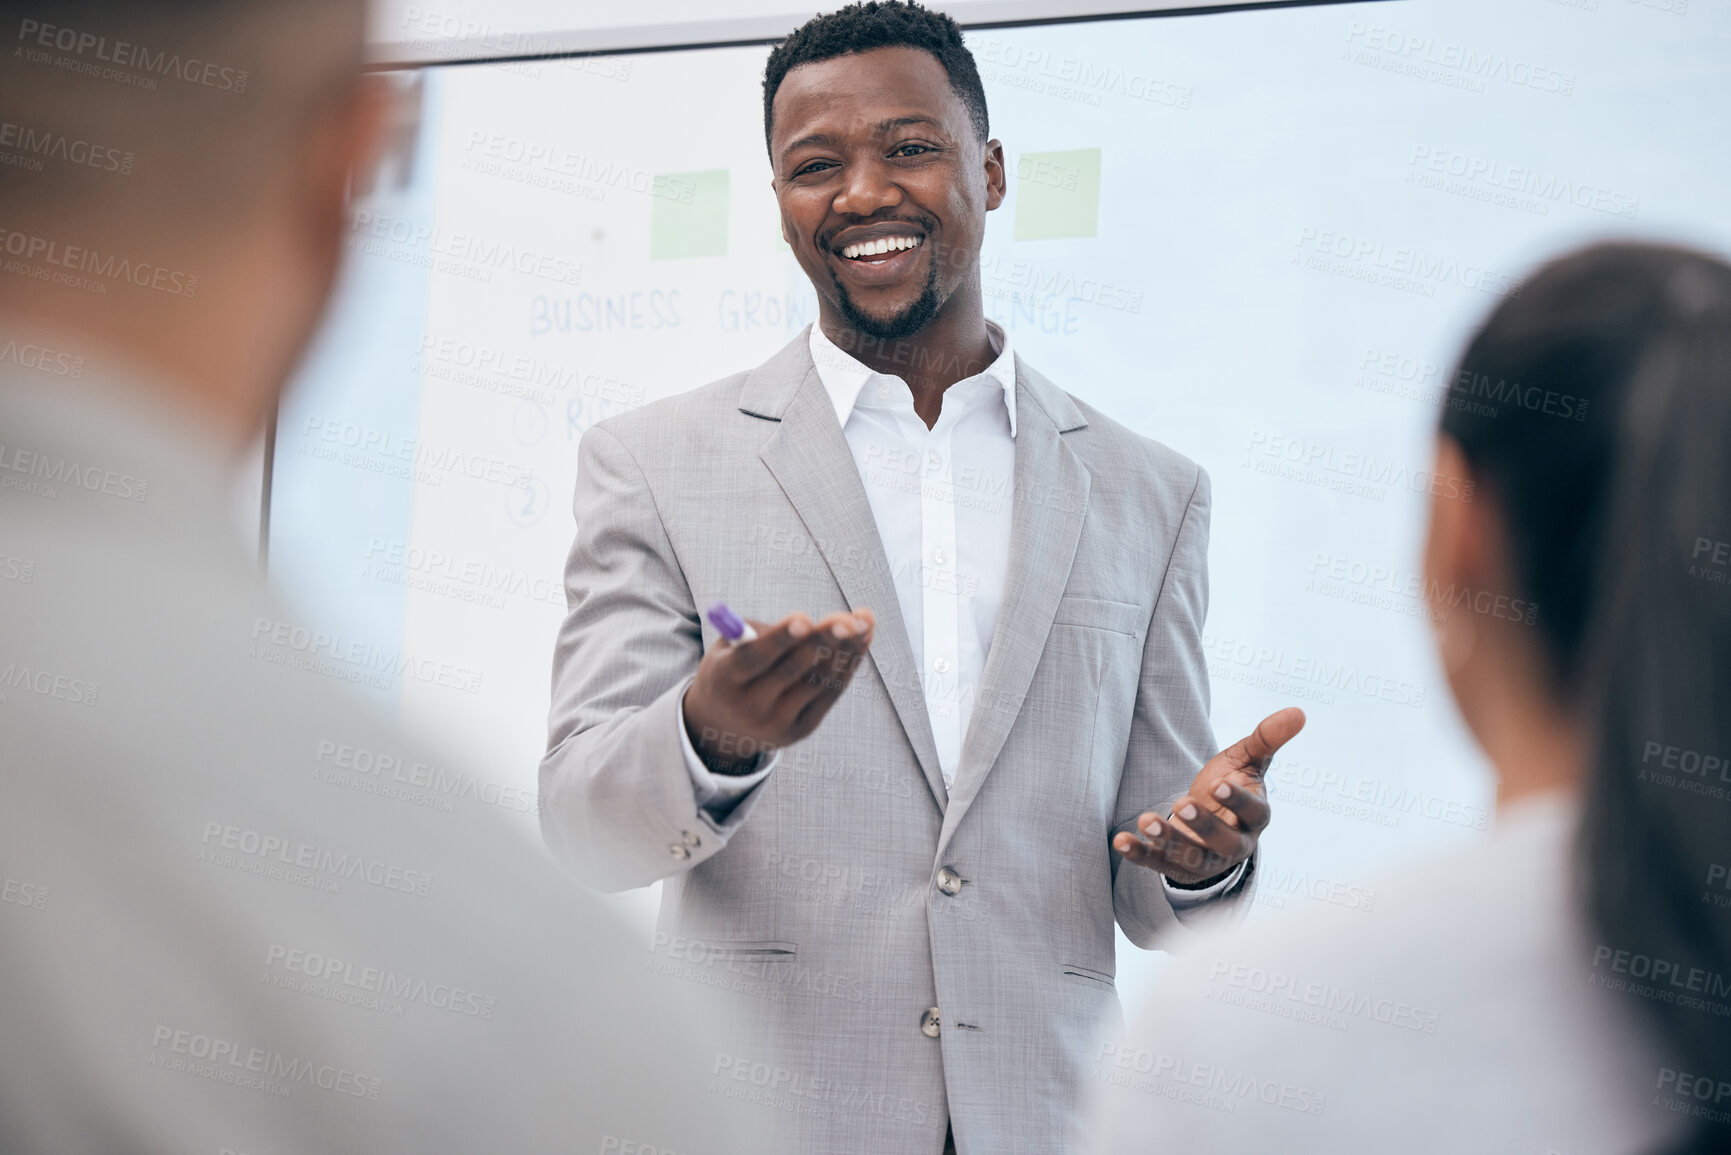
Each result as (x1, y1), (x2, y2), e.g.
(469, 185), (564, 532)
(1110, 465), (1256, 948)
(539, 423), (768, 892)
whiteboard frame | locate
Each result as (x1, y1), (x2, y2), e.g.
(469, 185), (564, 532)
(365, 0), (1400, 70)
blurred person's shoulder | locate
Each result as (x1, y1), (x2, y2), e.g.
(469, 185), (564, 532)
(1093, 792), (1680, 1154)
(0, 359), (756, 1153)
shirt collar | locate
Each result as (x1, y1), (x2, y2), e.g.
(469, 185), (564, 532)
(808, 320), (1018, 438)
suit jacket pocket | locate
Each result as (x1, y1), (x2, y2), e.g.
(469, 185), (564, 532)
(1060, 962), (1116, 989)
(1052, 597), (1144, 638)
(673, 939), (797, 961)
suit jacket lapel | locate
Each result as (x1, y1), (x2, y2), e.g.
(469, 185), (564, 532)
(749, 331), (949, 813)
(941, 358), (1091, 838)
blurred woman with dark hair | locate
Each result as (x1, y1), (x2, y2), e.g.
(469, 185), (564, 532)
(1092, 243), (1731, 1154)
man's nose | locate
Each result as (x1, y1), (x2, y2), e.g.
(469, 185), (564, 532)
(832, 157), (903, 217)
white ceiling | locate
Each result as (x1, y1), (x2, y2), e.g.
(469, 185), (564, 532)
(370, 0), (1381, 66)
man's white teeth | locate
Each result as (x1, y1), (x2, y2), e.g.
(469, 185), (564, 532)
(842, 235), (922, 260)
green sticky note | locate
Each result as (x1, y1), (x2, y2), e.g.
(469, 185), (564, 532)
(1012, 148), (1100, 241)
(650, 169), (729, 259)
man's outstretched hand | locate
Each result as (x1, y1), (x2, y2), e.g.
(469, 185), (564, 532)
(1113, 707), (1306, 886)
(683, 609), (876, 774)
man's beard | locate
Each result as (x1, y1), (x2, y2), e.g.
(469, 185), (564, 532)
(830, 257), (943, 341)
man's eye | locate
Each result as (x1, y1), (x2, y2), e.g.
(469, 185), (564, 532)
(794, 160), (834, 176)
(891, 144), (929, 158)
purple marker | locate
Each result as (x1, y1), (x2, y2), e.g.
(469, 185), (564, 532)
(706, 602), (758, 643)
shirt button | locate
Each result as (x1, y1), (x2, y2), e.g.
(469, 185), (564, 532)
(668, 844), (690, 860)
(920, 1006), (941, 1038)
(932, 657), (950, 674)
(932, 548), (947, 565)
(936, 867), (963, 896)
(928, 452), (942, 469)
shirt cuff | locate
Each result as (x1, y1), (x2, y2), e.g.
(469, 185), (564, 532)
(678, 694), (776, 817)
(1162, 858), (1249, 909)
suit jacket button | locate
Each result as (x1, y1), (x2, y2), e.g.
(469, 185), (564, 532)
(920, 1007), (941, 1038)
(668, 843), (691, 860)
(682, 830), (701, 848)
(936, 867), (963, 896)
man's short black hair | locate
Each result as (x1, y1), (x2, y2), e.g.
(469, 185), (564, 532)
(762, 0), (990, 155)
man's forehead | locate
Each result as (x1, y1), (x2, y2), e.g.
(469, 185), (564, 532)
(772, 47), (964, 148)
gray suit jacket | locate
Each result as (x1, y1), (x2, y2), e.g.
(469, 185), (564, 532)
(541, 329), (1242, 1154)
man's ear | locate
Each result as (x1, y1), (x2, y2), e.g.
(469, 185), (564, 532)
(983, 138), (1007, 212)
(767, 171), (796, 247)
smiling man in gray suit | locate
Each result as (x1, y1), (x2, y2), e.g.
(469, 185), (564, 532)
(540, 3), (1303, 1152)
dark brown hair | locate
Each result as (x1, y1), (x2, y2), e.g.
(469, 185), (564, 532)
(1446, 242), (1731, 1151)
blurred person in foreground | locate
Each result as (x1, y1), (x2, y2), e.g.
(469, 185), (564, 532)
(1090, 242), (1731, 1154)
(0, 2), (752, 1152)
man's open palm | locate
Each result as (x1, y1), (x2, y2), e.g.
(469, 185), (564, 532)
(1114, 707), (1306, 886)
